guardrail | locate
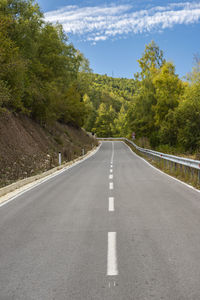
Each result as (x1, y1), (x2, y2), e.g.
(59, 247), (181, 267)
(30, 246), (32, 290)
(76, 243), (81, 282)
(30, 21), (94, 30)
(97, 137), (200, 183)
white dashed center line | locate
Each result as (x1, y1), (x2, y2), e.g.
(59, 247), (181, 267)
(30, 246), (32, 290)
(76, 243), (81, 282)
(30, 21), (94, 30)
(109, 182), (114, 190)
(108, 197), (114, 212)
(107, 142), (118, 277)
(107, 232), (118, 276)
(111, 142), (114, 163)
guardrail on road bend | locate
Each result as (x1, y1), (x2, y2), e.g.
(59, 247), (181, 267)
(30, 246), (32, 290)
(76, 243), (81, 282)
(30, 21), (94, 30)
(97, 137), (200, 183)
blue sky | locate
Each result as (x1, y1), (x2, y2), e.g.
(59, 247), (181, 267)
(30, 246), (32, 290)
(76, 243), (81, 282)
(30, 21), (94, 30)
(37, 0), (200, 79)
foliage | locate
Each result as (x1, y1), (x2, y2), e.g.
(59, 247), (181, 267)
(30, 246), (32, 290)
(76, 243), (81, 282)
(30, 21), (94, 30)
(83, 73), (136, 136)
(87, 41), (200, 154)
(127, 42), (200, 153)
(92, 103), (116, 137)
(153, 62), (184, 127)
(175, 83), (200, 151)
(136, 40), (165, 80)
(0, 0), (89, 127)
(0, 3), (199, 155)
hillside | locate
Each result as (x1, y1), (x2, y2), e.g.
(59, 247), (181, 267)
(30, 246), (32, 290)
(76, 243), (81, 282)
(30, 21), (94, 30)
(0, 111), (97, 188)
(83, 73), (136, 137)
(84, 44), (200, 154)
(90, 73), (136, 102)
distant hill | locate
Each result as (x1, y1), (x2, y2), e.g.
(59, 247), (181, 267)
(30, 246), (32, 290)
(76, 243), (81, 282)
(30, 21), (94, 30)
(83, 73), (136, 137)
(90, 73), (136, 101)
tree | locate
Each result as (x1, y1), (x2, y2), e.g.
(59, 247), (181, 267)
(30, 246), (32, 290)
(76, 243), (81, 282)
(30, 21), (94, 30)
(126, 79), (156, 140)
(187, 54), (200, 84)
(0, 13), (25, 110)
(114, 104), (128, 137)
(0, 0), (90, 127)
(84, 73), (137, 137)
(83, 94), (97, 132)
(153, 62), (183, 127)
(93, 104), (116, 137)
(137, 40), (165, 80)
(175, 83), (200, 151)
(126, 41), (166, 145)
(0, 80), (10, 108)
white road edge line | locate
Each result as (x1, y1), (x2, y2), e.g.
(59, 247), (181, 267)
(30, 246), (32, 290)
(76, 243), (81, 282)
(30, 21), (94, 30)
(109, 182), (114, 190)
(123, 141), (200, 194)
(0, 143), (102, 208)
(109, 174), (113, 180)
(107, 232), (118, 276)
(109, 197), (114, 212)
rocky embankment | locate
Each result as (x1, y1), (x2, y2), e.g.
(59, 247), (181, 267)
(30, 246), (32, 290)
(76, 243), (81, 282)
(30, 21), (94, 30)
(0, 111), (97, 188)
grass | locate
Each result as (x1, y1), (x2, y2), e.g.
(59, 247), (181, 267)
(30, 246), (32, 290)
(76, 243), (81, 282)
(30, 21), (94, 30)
(126, 141), (200, 190)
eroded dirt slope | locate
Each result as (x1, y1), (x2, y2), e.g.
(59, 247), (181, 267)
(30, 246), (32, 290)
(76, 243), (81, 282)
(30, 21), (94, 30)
(0, 112), (97, 188)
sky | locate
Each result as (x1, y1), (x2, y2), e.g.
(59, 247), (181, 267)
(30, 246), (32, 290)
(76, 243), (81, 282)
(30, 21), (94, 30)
(37, 0), (200, 79)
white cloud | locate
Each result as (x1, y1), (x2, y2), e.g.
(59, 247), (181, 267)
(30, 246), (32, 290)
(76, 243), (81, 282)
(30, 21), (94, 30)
(44, 2), (200, 42)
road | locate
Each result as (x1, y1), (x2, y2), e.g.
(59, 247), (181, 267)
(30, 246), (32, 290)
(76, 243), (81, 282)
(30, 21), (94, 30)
(0, 141), (200, 300)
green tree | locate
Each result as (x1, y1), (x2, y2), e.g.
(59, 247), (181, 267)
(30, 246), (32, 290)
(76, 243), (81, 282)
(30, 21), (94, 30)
(0, 13), (26, 110)
(83, 94), (97, 132)
(153, 62), (183, 127)
(93, 104), (116, 137)
(126, 41), (165, 145)
(126, 79), (156, 140)
(136, 40), (165, 80)
(60, 84), (86, 127)
(187, 54), (200, 84)
(114, 104), (128, 137)
(0, 0), (91, 127)
(176, 83), (200, 151)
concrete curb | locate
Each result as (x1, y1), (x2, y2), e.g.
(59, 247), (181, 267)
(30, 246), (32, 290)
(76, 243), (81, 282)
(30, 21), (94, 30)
(0, 145), (99, 204)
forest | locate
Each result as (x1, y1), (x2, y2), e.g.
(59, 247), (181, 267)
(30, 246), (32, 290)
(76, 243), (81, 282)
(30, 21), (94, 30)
(84, 43), (200, 155)
(1, 0), (200, 154)
(0, 0), (91, 127)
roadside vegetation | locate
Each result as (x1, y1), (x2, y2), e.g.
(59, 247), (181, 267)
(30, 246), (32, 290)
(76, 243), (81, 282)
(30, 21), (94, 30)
(0, 0), (97, 188)
(125, 140), (200, 190)
(0, 0), (91, 127)
(84, 43), (200, 158)
(0, 0), (200, 159)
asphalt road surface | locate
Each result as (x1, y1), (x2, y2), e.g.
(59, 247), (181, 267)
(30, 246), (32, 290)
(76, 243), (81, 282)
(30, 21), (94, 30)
(0, 141), (200, 300)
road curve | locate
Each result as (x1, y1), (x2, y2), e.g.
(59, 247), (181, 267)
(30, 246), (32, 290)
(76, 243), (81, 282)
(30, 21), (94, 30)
(0, 141), (200, 300)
